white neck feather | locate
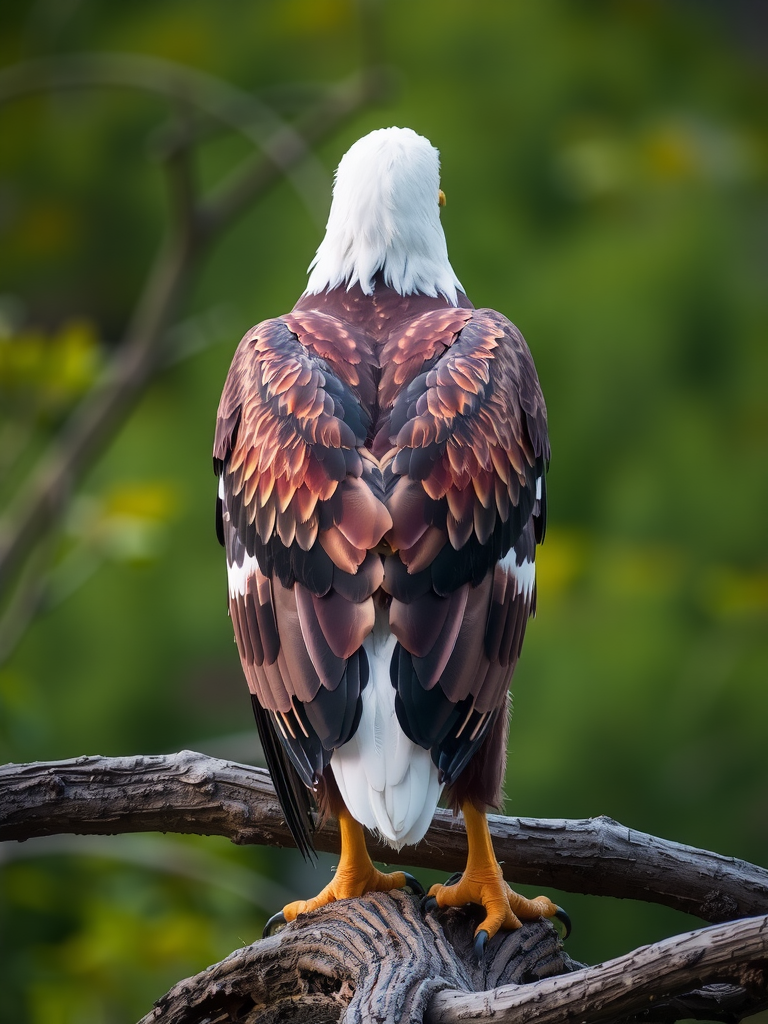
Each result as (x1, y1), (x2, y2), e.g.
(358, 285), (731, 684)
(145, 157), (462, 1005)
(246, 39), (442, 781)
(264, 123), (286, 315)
(304, 127), (463, 305)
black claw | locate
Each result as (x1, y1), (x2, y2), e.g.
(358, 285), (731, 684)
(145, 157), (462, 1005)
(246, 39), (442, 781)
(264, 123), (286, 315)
(553, 906), (572, 940)
(444, 871), (463, 887)
(421, 894), (438, 915)
(473, 929), (489, 962)
(402, 872), (426, 897)
(262, 910), (287, 938)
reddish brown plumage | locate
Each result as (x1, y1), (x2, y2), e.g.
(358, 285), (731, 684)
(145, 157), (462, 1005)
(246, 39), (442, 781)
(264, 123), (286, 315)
(214, 276), (548, 846)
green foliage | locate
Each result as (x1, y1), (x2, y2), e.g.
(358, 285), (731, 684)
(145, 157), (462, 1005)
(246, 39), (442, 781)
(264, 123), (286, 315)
(1, 1), (767, 1020)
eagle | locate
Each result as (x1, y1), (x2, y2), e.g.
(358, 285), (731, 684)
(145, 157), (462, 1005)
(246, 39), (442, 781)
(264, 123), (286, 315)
(214, 126), (565, 955)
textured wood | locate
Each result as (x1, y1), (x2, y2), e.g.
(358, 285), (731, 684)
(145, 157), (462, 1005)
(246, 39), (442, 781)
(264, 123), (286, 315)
(429, 914), (768, 1024)
(2, 751), (768, 922)
(3, 752), (768, 1023)
(138, 896), (768, 1024)
(139, 891), (580, 1024)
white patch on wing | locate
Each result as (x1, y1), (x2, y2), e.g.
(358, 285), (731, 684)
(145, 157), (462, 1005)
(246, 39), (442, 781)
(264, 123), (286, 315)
(536, 475), (542, 501)
(499, 550), (536, 600)
(331, 626), (442, 850)
(227, 553), (260, 598)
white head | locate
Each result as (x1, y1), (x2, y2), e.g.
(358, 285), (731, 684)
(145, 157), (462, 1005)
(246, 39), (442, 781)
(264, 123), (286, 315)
(304, 126), (463, 305)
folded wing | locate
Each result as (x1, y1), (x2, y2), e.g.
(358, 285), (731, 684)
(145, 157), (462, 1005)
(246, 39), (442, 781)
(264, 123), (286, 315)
(377, 308), (549, 808)
(213, 316), (391, 853)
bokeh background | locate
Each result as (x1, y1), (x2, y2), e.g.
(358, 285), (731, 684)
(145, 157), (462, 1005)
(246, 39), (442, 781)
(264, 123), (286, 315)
(1, 2), (767, 1021)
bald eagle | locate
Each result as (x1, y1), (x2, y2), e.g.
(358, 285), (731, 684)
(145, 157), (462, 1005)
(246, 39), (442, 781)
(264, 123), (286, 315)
(214, 127), (564, 954)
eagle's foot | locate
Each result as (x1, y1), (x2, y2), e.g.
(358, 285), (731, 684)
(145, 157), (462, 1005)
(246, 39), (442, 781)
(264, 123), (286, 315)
(426, 867), (558, 943)
(263, 872), (426, 936)
(278, 808), (424, 924)
(424, 800), (565, 957)
(282, 864), (414, 922)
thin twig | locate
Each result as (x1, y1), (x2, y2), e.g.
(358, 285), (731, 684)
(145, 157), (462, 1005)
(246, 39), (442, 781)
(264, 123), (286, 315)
(197, 67), (393, 237)
(0, 51), (332, 223)
(0, 67), (387, 607)
(0, 223), (193, 605)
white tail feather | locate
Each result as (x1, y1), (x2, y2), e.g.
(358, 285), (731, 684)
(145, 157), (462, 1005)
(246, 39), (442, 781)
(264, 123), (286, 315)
(331, 629), (442, 849)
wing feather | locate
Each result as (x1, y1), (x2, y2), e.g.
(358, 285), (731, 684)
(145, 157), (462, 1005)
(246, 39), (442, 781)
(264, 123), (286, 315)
(214, 315), (391, 855)
(216, 297), (549, 836)
(381, 308), (549, 810)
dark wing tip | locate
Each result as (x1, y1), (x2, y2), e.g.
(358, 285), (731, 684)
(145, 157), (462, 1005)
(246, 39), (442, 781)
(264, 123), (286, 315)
(250, 696), (317, 862)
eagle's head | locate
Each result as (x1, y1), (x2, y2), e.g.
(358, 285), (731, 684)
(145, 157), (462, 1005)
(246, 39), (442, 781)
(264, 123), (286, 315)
(305, 126), (463, 304)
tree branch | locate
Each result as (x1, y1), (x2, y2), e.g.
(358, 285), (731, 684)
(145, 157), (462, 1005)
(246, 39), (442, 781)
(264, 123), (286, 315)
(2, 750), (767, 923)
(139, 892), (582, 1024)
(0, 63), (389, 607)
(196, 67), (393, 238)
(428, 914), (768, 1024)
(0, 51), (333, 223)
(133, 890), (768, 1024)
(0, 216), (193, 604)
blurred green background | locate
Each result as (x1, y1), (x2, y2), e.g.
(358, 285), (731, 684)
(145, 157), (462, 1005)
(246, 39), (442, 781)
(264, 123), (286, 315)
(1, 1), (767, 1021)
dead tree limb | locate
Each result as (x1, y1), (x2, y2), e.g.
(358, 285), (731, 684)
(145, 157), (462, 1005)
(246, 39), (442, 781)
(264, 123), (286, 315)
(140, 893), (582, 1024)
(429, 913), (768, 1024)
(3, 752), (768, 1022)
(2, 750), (767, 923)
(136, 892), (768, 1024)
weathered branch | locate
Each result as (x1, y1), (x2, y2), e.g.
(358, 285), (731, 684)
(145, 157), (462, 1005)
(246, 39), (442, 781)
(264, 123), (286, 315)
(135, 890), (768, 1024)
(2, 750), (767, 923)
(429, 913), (768, 1024)
(3, 752), (767, 1022)
(140, 892), (583, 1024)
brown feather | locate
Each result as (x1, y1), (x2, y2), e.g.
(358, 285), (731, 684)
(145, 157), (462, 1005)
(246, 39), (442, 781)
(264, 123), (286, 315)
(294, 515), (319, 552)
(276, 507), (297, 548)
(390, 589), (455, 658)
(243, 590), (264, 666)
(310, 589), (375, 660)
(318, 526), (366, 574)
(336, 476), (393, 549)
(399, 525), (446, 574)
(271, 583), (324, 702)
(215, 281), (549, 828)
(386, 477), (430, 551)
(446, 510), (474, 550)
(408, 584), (469, 689)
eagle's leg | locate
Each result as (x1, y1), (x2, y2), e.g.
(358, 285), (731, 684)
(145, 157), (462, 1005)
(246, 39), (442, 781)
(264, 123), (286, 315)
(281, 807), (417, 922)
(426, 801), (560, 950)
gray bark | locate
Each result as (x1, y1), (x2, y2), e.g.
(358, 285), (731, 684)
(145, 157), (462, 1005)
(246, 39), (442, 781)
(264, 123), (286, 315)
(140, 893), (581, 1024)
(3, 751), (768, 1023)
(2, 750), (767, 922)
(137, 893), (768, 1024)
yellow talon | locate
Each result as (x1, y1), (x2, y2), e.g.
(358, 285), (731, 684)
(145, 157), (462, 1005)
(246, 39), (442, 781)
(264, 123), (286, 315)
(427, 801), (559, 942)
(281, 808), (409, 922)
